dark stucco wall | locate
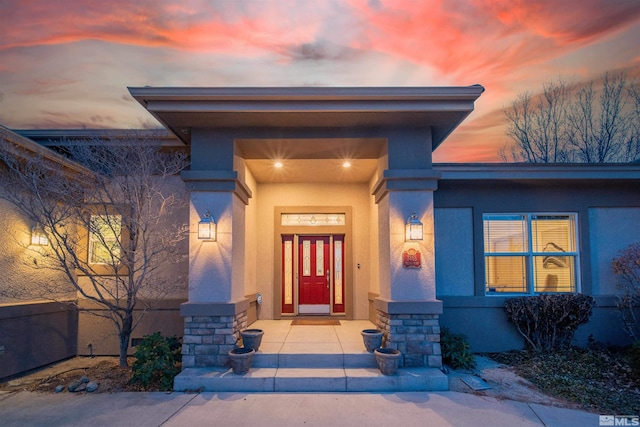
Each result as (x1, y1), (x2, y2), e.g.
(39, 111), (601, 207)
(76, 299), (185, 356)
(434, 177), (640, 352)
(0, 301), (78, 380)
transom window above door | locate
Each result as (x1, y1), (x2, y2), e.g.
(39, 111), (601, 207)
(281, 213), (345, 226)
(483, 213), (579, 294)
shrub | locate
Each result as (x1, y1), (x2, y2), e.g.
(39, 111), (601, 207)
(130, 332), (181, 391)
(440, 328), (476, 370)
(612, 242), (640, 341)
(504, 294), (595, 352)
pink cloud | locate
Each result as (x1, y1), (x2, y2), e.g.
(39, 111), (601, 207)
(345, 0), (640, 87)
(0, 1), (321, 54)
(491, 0), (640, 43)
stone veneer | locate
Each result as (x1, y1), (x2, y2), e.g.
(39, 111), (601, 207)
(376, 310), (442, 368)
(181, 311), (248, 368)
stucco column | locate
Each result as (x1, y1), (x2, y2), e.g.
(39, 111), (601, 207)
(187, 191), (246, 303)
(371, 126), (443, 367)
(373, 179), (443, 368)
(377, 190), (436, 301)
(178, 129), (253, 368)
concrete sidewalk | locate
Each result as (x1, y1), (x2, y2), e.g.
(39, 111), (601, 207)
(0, 390), (599, 427)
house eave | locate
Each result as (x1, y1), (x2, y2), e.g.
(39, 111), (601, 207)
(128, 86), (485, 148)
(435, 163), (640, 181)
(15, 128), (185, 147)
(0, 125), (94, 177)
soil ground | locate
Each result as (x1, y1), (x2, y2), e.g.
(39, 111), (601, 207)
(447, 355), (582, 410)
(0, 357), (138, 393)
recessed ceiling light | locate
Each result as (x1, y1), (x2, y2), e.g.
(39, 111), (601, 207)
(274, 161), (283, 168)
(343, 161), (351, 168)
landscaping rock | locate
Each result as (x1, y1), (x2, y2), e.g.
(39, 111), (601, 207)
(80, 376), (90, 384)
(68, 381), (81, 392)
(86, 382), (99, 392)
(55, 385), (65, 393)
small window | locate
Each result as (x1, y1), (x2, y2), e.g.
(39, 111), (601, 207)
(281, 213), (345, 226)
(483, 213), (579, 294)
(88, 214), (122, 265)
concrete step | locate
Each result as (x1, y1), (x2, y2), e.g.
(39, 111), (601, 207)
(173, 367), (449, 392)
(252, 350), (377, 368)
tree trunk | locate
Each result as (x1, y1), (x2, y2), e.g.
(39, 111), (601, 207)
(119, 314), (134, 367)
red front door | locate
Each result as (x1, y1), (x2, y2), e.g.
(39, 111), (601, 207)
(298, 235), (330, 314)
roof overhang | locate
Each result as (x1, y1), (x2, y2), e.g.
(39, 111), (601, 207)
(16, 128), (184, 147)
(128, 86), (485, 150)
(0, 125), (93, 177)
(435, 163), (640, 183)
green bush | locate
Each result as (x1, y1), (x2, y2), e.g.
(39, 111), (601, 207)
(130, 332), (181, 391)
(504, 294), (595, 352)
(441, 328), (476, 370)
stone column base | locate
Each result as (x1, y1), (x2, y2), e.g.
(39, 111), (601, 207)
(375, 298), (443, 368)
(180, 300), (249, 368)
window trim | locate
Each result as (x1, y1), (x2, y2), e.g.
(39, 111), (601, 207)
(77, 208), (129, 276)
(88, 214), (122, 266)
(483, 212), (581, 295)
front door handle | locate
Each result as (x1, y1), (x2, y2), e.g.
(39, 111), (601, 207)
(326, 269), (330, 288)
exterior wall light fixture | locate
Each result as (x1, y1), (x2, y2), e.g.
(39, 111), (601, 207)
(31, 224), (49, 246)
(198, 210), (216, 241)
(405, 212), (423, 241)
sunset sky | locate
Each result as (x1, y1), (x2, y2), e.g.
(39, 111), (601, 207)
(1, 1), (639, 162)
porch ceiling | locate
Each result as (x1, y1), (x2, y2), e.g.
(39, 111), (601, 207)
(245, 158), (379, 183)
(239, 137), (383, 183)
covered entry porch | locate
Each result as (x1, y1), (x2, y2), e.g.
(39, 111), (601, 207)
(130, 85), (484, 377)
(174, 319), (448, 392)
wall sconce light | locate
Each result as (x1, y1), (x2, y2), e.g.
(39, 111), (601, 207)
(405, 212), (423, 241)
(198, 210), (216, 241)
(31, 225), (49, 246)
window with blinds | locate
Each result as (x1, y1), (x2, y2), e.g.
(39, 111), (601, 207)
(483, 213), (578, 294)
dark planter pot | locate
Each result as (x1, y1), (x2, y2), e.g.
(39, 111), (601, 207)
(374, 348), (402, 375)
(240, 329), (264, 352)
(361, 329), (384, 352)
(228, 347), (255, 375)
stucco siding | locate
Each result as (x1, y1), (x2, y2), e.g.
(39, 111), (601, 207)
(0, 197), (75, 304)
(435, 208), (474, 296)
(434, 176), (640, 352)
(588, 207), (640, 295)
(76, 299), (185, 356)
(243, 163), (259, 300)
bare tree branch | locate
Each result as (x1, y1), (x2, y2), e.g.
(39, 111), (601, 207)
(503, 71), (638, 163)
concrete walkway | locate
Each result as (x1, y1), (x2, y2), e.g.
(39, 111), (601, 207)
(0, 390), (599, 427)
